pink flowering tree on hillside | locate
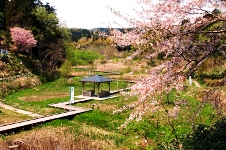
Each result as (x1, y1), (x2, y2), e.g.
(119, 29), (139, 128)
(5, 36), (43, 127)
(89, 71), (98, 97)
(108, 0), (226, 128)
(10, 27), (37, 57)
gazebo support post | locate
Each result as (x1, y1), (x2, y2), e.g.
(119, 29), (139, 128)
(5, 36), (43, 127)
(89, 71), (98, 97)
(97, 83), (100, 96)
(82, 82), (85, 93)
(108, 82), (110, 93)
(94, 83), (95, 94)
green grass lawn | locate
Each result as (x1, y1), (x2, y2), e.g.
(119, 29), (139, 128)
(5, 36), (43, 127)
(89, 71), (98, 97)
(1, 77), (130, 115)
(0, 108), (32, 125)
(0, 76), (222, 149)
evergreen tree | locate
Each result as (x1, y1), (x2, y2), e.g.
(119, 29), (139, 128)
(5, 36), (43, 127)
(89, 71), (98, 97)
(4, 0), (41, 28)
(0, 0), (7, 29)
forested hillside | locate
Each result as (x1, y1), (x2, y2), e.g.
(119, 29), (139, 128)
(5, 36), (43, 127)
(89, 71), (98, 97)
(0, 0), (66, 80)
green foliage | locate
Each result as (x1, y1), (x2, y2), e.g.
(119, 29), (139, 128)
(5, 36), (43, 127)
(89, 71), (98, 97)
(17, 55), (40, 75)
(5, 0), (38, 28)
(43, 119), (74, 127)
(0, 12), (5, 30)
(74, 110), (125, 131)
(59, 60), (72, 78)
(66, 49), (101, 66)
(59, 26), (72, 42)
(32, 6), (59, 42)
(84, 50), (101, 64)
(32, 7), (58, 26)
(123, 66), (132, 73)
(69, 32), (118, 59)
(157, 52), (166, 60)
(123, 120), (154, 138)
(0, 0), (7, 13)
(183, 118), (226, 150)
(0, 30), (11, 47)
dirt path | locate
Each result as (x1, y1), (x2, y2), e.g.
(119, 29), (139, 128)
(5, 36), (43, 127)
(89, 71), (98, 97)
(0, 102), (43, 118)
(193, 80), (201, 87)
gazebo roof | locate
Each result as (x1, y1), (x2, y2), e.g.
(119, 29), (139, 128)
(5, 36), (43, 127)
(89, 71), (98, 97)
(79, 75), (112, 83)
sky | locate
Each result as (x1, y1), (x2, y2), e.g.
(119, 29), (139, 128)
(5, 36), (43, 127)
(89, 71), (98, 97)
(41, 0), (139, 29)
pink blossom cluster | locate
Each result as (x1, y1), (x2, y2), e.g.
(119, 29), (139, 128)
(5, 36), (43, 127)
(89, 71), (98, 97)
(109, 0), (226, 127)
(108, 0), (225, 55)
(168, 105), (180, 118)
(110, 29), (140, 47)
(114, 62), (185, 128)
(10, 27), (37, 52)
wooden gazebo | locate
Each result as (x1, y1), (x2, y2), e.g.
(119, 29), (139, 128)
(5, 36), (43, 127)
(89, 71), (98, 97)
(79, 75), (112, 98)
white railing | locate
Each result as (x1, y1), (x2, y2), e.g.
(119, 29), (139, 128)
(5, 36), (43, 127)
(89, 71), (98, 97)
(0, 49), (8, 57)
(0, 73), (34, 82)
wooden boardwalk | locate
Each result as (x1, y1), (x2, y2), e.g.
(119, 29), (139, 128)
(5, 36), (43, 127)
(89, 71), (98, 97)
(0, 108), (91, 134)
(49, 102), (91, 111)
(48, 97), (93, 111)
(0, 88), (129, 135)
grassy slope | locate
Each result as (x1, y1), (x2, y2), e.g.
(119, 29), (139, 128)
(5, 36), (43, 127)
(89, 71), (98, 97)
(0, 54), (41, 98)
(0, 74), (221, 149)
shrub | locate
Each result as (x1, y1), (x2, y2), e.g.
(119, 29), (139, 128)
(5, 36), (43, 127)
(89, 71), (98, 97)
(183, 118), (226, 150)
(59, 60), (72, 78)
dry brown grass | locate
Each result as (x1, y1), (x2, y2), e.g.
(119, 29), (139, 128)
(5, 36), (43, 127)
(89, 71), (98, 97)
(78, 124), (121, 149)
(95, 61), (127, 72)
(93, 103), (117, 112)
(70, 71), (87, 77)
(0, 108), (31, 125)
(14, 76), (41, 87)
(0, 76), (41, 98)
(0, 61), (9, 77)
(18, 92), (69, 102)
(0, 126), (107, 150)
(202, 89), (226, 114)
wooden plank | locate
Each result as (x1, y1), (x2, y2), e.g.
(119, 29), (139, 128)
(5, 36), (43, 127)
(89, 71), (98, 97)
(74, 98), (93, 103)
(8, 145), (18, 149)
(0, 109), (91, 133)
(48, 98), (93, 108)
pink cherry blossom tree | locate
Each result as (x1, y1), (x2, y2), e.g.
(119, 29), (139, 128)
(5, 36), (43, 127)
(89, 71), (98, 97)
(108, 0), (226, 128)
(10, 27), (37, 57)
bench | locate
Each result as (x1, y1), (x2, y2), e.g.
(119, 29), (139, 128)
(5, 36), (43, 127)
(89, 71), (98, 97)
(82, 90), (95, 97)
(98, 90), (110, 98)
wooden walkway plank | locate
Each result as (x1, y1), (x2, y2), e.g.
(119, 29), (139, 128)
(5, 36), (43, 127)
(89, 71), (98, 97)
(48, 98), (93, 111)
(0, 109), (91, 133)
(0, 88), (129, 134)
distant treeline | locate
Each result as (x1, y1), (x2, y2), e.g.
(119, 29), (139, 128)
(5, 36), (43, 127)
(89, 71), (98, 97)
(69, 28), (133, 42)
(69, 28), (109, 42)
